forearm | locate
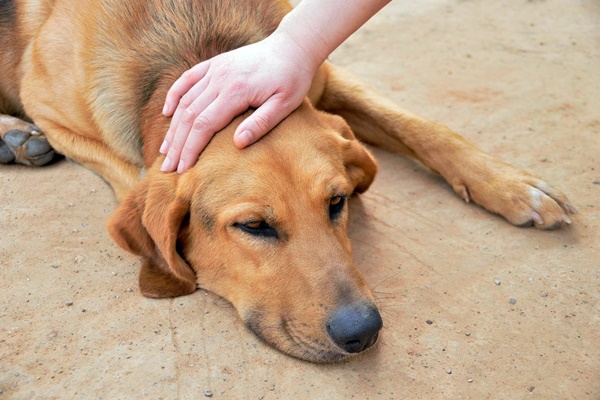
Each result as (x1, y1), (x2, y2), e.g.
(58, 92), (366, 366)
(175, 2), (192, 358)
(273, 0), (391, 72)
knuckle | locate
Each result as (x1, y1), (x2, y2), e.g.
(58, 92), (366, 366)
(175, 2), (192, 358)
(253, 114), (271, 133)
(181, 142), (196, 155)
(180, 93), (195, 108)
(181, 69), (196, 83)
(192, 114), (212, 132)
(182, 106), (199, 124)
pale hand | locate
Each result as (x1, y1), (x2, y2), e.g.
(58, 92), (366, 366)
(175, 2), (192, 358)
(160, 34), (317, 173)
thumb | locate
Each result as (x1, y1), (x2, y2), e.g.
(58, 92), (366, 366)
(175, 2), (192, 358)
(233, 96), (299, 148)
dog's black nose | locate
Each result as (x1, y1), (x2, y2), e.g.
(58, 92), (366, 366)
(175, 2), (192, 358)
(326, 303), (382, 353)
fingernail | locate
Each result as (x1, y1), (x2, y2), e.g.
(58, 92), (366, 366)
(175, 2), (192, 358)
(161, 156), (171, 172)
(237, 130), (253, 147)
(177, 160), (185, 174)
(159, 140), (169, 154)
(162, 104), (170, 115)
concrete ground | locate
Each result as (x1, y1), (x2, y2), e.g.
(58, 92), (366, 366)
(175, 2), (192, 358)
(1, 0), (599, 398)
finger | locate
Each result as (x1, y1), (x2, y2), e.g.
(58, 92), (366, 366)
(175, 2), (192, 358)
(161, 89), (218, 172)
(160, 77), (211, 155)
(177, 97), (249, 173)
(233, 96), (297, 148)
(163, 62), (210, 116)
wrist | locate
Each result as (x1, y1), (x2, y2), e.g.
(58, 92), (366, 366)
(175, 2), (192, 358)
(269, 13), (329, 75)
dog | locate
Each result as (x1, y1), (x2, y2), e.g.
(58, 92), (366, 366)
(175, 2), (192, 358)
(0, 0), (576, 363)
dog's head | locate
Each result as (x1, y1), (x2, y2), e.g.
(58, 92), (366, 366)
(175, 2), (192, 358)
(108, 102), (381, 362)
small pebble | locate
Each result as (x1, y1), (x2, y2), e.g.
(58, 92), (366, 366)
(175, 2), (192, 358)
(204, 390), (213, 397)
(68, 202), (74, 207)
(426, 320), (433, 325)
(51, 263), (59, 269)
(465, 331), (471, 336)
(509, 298), (517, 305)
(541, 292), (549, 298)
(446, 369), (452, 374)
(91, 188), (97, 193)
(65, 301), (73, 306)
(112, 272), (118, 276)
(467, 378), (474, 383)
(528, 386), (536, 393)
(126, 288), (133, 292)
(494, 279), (501, 285)
(593, 180), (600, 185)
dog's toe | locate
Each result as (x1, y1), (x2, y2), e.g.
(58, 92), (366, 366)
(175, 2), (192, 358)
(456, 160), (576, 230)
(0, 141), (16, 163)
(26, 137), (56, 165)
(26, 136), (53, 158)
(541, 220), (562, 231)
(4, 130), (30, 147)
(516, 219), (534, 228)
(502, 181), (575, 230)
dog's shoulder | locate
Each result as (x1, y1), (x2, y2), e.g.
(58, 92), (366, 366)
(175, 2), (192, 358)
(84, 0), (291, 166)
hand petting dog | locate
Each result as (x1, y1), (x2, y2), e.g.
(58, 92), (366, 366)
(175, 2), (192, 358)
(160, 0), (391, 173)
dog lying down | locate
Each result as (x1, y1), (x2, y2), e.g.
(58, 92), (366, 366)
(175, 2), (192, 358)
(0, 0), (576, 362)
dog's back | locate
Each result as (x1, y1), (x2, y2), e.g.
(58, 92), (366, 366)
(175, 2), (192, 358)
(1, 0), (291, 164)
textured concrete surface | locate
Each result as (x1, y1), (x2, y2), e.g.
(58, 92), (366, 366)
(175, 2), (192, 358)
(1, 0), (599, 399)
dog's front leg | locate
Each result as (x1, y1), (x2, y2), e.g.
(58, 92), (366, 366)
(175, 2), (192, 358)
(314, 62), (575, 229)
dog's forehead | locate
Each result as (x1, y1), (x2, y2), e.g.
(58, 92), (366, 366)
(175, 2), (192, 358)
(232, 131), (348, 195)
(190, 111), (352, 207)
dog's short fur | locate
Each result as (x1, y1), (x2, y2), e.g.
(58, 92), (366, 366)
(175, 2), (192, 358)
(0, 0), (575, 362)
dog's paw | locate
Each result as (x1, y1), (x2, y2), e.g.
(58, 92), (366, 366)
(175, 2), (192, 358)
(452, 159), (576, 230)
(0, 117), (56, 166)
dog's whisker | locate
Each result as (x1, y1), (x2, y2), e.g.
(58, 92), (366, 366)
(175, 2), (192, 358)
(370, 270), (403, 292)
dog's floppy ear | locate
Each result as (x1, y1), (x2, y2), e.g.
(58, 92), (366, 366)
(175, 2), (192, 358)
(107, 172), (197, 298)
(342, 136), (378, 193)
(326, 113), (378, 193)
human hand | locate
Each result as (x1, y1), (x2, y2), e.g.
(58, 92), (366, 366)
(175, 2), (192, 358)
(160, 33), (319, 173)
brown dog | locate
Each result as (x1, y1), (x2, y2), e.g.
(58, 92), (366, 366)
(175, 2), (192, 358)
(0, 0), (576, 362)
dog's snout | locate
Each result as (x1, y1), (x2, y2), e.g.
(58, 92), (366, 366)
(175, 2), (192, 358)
(326, 303), (382, 353)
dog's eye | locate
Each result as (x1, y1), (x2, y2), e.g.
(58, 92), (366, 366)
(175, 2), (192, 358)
(329, 195), (347, 221)
(234, 221), (279, 239)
